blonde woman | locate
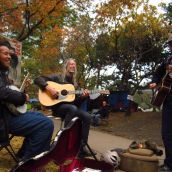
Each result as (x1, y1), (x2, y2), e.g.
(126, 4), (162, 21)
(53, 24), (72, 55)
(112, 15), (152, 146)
(34, 58), (93, 158)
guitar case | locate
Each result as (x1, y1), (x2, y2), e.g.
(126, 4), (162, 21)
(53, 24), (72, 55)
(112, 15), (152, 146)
(11, 117), (114, 172)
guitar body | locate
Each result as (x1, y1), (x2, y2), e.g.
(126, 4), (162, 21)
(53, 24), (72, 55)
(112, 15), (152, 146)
(151, 73), (172, 107)
(151, 86), (170, 107)
(6, 85), (27, 115)
(38, 81), (76, 106)
(7, 103), (27, 115)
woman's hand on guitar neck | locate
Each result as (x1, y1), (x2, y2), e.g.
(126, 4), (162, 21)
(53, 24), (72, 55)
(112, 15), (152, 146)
(45, 85), (59, 99)
(81, 89), (89, 97)
(149, 83), (157, 89)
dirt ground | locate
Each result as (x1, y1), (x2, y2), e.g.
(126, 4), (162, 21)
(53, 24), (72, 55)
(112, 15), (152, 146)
(0, 111), (163, 171)
(94, 111), (163, 146)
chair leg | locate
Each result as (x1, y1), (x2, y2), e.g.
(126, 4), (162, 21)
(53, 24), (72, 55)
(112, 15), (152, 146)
(5, 145), (18, 162)
(84, 142), (98, 161)
(0, 135), (18, 162)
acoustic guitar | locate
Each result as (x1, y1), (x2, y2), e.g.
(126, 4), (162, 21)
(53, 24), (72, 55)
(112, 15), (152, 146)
(38, 81), (110, 106)
(151, 72), (172, 107)
(6, 73), (30, 115)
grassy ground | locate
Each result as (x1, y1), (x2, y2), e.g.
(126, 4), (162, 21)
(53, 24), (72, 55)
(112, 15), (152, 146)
(0, 136), (59, 172)
(0, 137), (22, 172)
(94, 111), (162, 146)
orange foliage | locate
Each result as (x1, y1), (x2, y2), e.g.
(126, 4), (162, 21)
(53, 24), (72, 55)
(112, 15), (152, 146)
(0, 0), (65, 41)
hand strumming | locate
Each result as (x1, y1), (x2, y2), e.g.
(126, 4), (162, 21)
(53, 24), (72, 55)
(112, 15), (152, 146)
(45, 85), (59, 99)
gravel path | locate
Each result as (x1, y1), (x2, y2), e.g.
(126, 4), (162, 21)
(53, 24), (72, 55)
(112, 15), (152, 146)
(93, 112), (163, 146)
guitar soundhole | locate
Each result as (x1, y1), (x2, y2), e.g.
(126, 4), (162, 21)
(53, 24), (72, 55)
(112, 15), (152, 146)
(61, 89), (68, 96)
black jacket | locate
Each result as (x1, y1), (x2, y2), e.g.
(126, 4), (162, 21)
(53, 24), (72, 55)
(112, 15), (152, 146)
(0, 69), (26, 145)
(95, 105), (110, 118)
(152, 56), (172, 84)
(152, 56), (172, 96)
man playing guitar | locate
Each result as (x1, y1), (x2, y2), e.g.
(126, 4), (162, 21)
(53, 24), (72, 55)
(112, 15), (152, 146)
(149, 35), (172, 172)
(0, 41), (54, 162)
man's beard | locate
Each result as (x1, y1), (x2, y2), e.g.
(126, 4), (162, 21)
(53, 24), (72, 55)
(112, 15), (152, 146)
(0, 61), (9, 70)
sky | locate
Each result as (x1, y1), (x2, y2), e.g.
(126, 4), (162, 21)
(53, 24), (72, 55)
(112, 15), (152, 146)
(149, 0), (171, 5)
(94, 0), (171, 6)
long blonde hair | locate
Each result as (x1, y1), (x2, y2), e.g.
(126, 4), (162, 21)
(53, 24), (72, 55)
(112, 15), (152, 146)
(62, 58), (77, 85)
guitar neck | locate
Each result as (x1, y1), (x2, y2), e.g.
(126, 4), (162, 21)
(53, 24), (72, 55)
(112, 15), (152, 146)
(71, 90), (105, 95)
(20, 73), (29, 92)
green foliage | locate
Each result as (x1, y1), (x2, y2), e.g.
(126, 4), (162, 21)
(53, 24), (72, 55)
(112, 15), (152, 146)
(92, 0), (170, 93)
(133, 90), (153, 109)
(162, 2), (172, 25)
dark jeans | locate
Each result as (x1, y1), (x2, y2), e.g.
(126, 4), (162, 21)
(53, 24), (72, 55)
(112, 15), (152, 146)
(91, 113), (101, 126)
(162, 96), (172, 169)
(52, 104), (91, 144)
(8, 111), (54, 160)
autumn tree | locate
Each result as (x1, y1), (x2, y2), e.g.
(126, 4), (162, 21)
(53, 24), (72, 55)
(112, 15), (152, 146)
(92, 0), (170, 93)
(0, 0), (92, 75)
(0, 0), (171, 94)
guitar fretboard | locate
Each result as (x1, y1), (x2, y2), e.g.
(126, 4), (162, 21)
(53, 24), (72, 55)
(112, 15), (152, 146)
(20, 73), (29, 92)
(68, 90), (107, 95)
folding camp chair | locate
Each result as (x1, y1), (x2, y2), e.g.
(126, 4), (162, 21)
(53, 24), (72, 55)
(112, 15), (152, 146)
(0, 109), (18, 162)
(12, 117), (114, 172)
(0, 134), (18, 162)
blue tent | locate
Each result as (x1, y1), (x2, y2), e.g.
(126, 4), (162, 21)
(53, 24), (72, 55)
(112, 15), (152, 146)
(29, 98), (39, 103)
(108, 91), (129, 111)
